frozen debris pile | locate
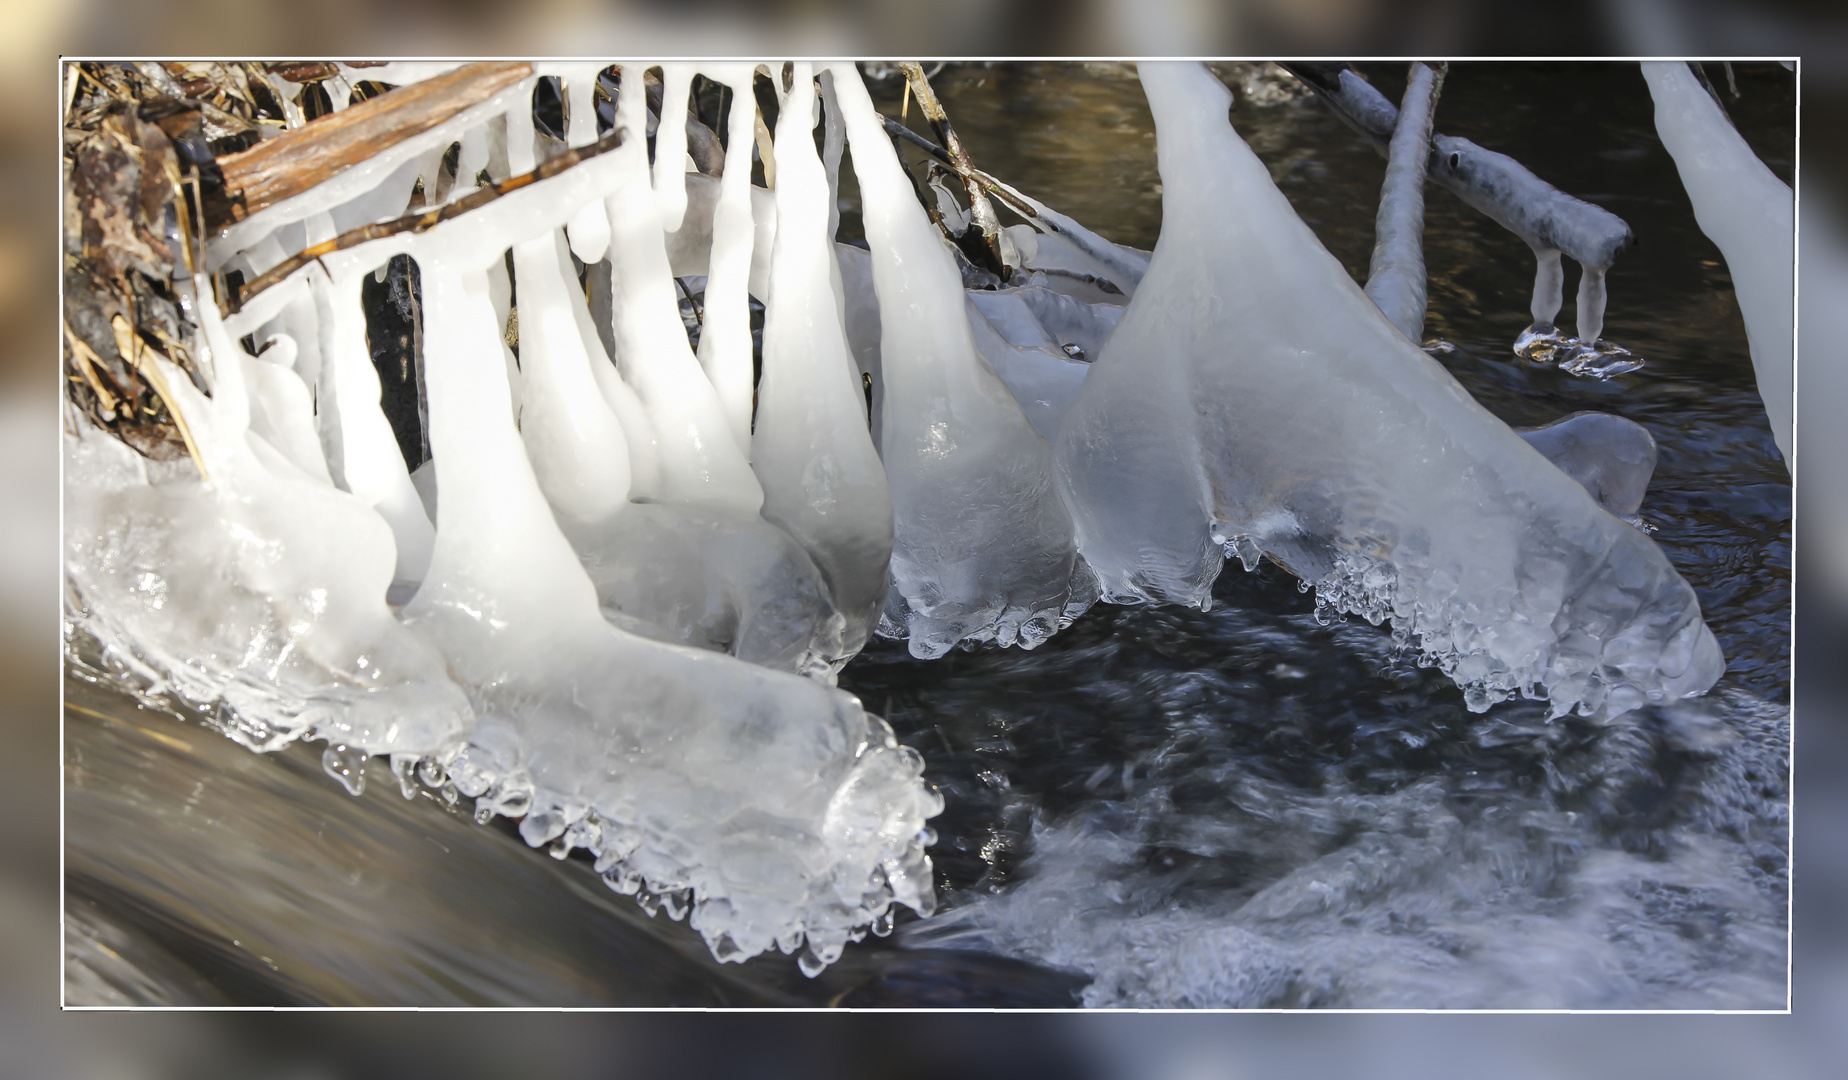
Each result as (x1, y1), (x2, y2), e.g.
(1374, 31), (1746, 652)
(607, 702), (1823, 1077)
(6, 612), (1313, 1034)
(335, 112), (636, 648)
(63, 60), (1728, 973)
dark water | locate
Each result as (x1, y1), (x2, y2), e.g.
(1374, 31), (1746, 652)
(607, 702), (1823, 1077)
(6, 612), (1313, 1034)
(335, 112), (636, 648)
(64, 62), (1791, 1008)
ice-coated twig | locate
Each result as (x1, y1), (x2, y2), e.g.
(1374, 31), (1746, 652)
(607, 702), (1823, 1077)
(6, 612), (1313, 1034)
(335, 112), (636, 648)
(235, 123), (625, 305)
(1364, 62), (1445, 342)
(1285, 63), (1636, 368)
(878, 115), (1149, 294)
(208, 62), (533, 231)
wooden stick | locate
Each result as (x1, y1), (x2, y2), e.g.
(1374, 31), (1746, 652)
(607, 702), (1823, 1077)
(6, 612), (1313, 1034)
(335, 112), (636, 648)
(900, 62), (1006, 275)
(208, 61), (533, 230)
(237, 123), (626, 305)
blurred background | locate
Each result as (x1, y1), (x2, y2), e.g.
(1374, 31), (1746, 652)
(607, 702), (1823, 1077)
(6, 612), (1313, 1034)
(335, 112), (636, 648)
(11, 0), (1846, 1076)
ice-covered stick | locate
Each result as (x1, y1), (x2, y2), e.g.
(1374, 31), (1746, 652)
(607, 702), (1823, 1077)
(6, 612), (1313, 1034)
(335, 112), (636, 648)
(208, 62), (533, 231)
(1285, 64), (1633, 357)
(1364, 63), (1444, 343)
(1642, 61), (1793, 465)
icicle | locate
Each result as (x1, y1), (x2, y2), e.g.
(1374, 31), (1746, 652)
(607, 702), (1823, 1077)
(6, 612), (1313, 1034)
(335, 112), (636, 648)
(693, 63), (762, 458)
(819, 69), (846, 245)
(1642, 61), (1793, 464)
(509, 229), (633, 522)
(555, 62), (612, 263)
(752, 62), (895, 661)
(1056, 61), (1720, 719)
(313, 265), (436, 582)
(653, 65), (694, 233)
(828, 62), (1083, 657)
(603, 63), (763, 513)
(1364, 63), (1441, 343)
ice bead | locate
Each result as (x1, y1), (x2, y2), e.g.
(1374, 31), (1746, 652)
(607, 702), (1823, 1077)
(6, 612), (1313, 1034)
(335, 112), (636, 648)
(1056, 62), (1721, 717)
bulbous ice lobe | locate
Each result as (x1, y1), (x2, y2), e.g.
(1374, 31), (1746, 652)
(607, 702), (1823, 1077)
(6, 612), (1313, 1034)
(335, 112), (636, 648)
(407, 254), (938, 968)
(752, 63), (895, 663)
(64, 329), (472, 757)
(827, 62), (1089, 659)
(561, 502), (847, 679)
(1055, 62), (1722, 718)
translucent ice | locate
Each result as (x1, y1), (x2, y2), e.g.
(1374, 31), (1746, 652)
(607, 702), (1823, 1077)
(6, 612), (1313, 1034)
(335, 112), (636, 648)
(560, 502), (846, 678)
(600, 64), (763, 513)
(407, 253), (939, 967)
(71, 68), (944, 972)
(1056, 62), (1721, 717)
(1517, 412), (1658, 521)
(1643, 61), (1793, 464)
(964, 291), (1091, 441)
(1364, 63), (1440, 344)
(64, 294), (473, 757)
(751, 64), (895, 660)
(828, 62), (1087, 657)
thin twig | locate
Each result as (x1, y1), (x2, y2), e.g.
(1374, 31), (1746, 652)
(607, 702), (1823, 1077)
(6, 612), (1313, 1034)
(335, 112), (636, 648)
(879, 115), (1039, 223)
(900, 62), (1007, 275)
(237, 124), (626, 306)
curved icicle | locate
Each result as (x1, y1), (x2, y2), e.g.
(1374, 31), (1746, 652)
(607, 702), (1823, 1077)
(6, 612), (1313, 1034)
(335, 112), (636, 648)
(827, 61), (1086, 658)
(753, 62), (896, 662)
(1056, 62), (1720, 718)
(694, 62), (763, 458)
(1642, 61), (1793, 465)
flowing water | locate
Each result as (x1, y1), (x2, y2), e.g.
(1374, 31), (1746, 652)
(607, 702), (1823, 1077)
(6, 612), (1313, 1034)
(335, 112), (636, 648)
(64, 61), (1792, 1008)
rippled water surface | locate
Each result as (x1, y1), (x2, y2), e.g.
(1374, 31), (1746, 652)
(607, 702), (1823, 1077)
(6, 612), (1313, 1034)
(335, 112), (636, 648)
(65, 61), (1792, 1008)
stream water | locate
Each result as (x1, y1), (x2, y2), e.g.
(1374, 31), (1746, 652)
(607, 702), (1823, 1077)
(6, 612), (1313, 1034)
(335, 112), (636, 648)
(63, 61), (1792, 1008)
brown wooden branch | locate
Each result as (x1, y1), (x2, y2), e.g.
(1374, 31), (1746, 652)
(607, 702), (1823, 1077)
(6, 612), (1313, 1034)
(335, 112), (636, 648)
(900, 62), (1007, 276)
(237, 123), (626, 306)
(208, 61), (533, 230)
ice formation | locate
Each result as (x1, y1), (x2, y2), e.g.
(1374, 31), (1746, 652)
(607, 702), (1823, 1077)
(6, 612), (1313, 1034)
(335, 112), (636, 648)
(752, 63), (895, 660)
(64, 60), (1741, 982)
(1517, 412), (1658, 522)
(1289, 63), (1641, 377)
(1055, 62), (1721, 717)
(1363, 63), (1440, 343)
(827, 62), (1092, 658)
(1642, 61), (1794, 465)
(65, 62), (944, 973)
